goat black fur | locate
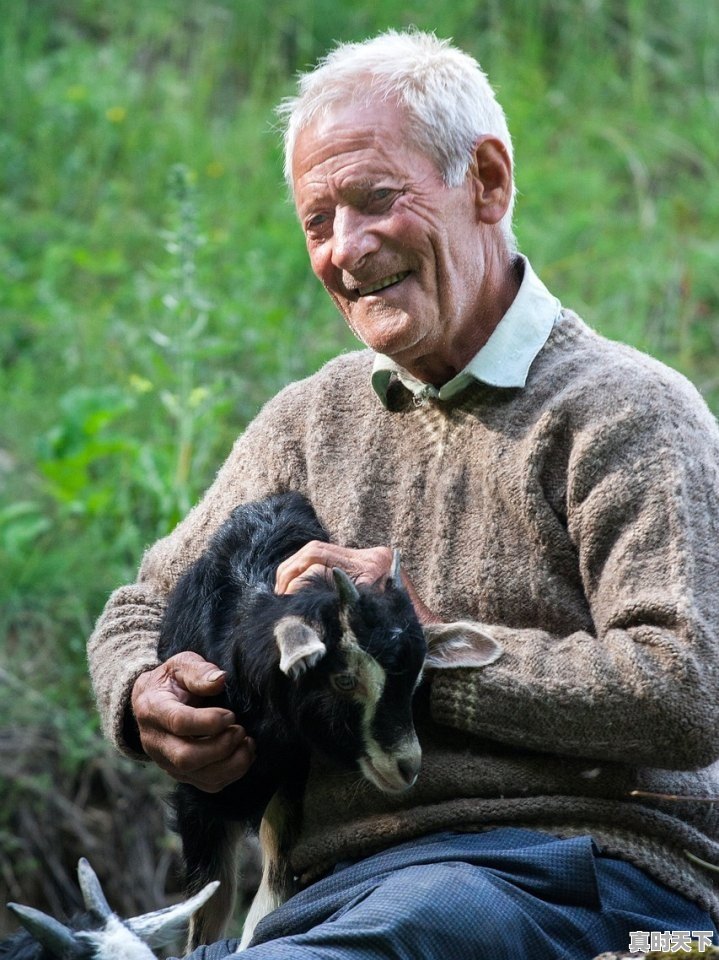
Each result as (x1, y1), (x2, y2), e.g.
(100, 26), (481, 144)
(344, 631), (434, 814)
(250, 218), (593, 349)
(157, 491), (427, 947)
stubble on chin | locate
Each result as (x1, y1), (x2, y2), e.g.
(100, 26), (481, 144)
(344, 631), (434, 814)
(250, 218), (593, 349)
(327, 283), (420, 358)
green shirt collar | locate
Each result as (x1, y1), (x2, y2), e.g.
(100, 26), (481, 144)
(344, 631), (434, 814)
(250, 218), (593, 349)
(371, 256), (560, 407)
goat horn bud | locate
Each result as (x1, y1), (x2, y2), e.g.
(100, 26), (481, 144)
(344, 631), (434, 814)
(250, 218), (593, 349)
(333, 567), (360, 607)
(389, 547), (401, 586)
(8, 903), (84, 957)
(78, 857), (112, 919)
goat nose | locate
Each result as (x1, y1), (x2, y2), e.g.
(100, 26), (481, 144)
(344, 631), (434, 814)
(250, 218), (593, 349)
(397, 756), (421, 786)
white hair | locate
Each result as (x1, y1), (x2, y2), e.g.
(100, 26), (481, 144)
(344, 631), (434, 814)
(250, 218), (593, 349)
(276, 29), (516, 248)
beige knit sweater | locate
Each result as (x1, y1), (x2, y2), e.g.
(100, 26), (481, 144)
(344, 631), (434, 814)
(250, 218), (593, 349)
(89, 310), (719, 920)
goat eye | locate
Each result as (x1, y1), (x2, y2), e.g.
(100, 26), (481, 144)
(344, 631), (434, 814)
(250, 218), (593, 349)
(331, 673), (358, 692)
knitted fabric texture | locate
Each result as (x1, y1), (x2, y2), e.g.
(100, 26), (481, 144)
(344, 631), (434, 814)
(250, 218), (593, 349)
(88, 310), (719, 920)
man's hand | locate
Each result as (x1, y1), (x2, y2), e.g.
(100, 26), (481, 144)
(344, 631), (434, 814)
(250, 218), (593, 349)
(275, 542), (393, 594)
(274, 541), (440, 625)
(130, 651), (255, 793)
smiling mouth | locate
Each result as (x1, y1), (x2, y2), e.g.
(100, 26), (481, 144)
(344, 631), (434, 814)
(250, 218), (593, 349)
(357, 272), (411, 297)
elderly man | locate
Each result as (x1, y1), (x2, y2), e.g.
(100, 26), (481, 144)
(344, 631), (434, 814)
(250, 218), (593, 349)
(89, 30), (719, 960)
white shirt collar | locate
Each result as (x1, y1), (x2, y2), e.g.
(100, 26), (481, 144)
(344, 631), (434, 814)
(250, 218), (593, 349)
(371, 256), (561, 406)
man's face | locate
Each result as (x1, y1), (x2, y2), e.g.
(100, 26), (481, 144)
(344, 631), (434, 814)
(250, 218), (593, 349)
(291, 100), (488, 377)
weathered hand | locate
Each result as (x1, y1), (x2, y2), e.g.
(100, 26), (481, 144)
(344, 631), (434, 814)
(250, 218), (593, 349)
(275, 542), (392, 594)
(130, 651), (255, 793)
(274, 541), (440, 625)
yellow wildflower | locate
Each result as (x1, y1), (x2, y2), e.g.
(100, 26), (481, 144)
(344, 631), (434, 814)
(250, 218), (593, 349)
(129, 375), (153, 394)
(106, 106), (127, 124)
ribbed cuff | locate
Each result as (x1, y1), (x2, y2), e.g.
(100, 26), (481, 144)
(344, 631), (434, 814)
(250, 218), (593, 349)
(429, 672), (479, 733)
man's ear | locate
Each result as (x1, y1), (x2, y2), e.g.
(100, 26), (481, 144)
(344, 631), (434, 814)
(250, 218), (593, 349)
(274, 616), (327, 680)
(423, 621), (503, 670)
(468, 136), (513, 226)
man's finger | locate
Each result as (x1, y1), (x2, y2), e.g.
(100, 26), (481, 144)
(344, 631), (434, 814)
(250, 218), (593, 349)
(164, 651), (228, 696)
(157, 698), (238, 738)
(144, 725), (251, 777)
(275, 541), (334, 594)
(178, 738), (257, 793)
(281, 563), (332, 596)
(149, 732), (256, 792)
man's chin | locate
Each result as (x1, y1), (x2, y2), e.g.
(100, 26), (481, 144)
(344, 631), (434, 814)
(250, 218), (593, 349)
(346, 310), (420, 359)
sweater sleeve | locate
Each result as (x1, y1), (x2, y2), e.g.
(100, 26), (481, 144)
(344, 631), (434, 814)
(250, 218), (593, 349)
(87, 387), (309, 757)
(430, 366), (719, 770)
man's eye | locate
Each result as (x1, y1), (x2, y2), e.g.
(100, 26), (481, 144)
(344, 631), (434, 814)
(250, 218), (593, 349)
(371, 188), (393, 203)
(331, 673), (358, 692)
(304, 213), (331, 234)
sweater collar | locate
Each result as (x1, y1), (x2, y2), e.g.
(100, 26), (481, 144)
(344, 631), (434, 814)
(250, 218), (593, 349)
(371, 256), (560, 407)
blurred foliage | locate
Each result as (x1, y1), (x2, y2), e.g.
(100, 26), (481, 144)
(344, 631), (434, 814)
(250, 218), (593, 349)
(1, 0), (718, 930)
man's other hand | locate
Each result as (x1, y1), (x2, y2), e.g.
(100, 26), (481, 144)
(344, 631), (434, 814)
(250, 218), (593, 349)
(130, 651), (255, 793)
(274, 542), (440, 625)
(275, 542), (393, 595)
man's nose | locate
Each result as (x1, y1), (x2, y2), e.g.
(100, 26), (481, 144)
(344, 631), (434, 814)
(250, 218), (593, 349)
(330, 206), (381, 272)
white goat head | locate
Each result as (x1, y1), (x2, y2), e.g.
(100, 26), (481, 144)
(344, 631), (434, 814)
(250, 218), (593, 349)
(6, 858), (218, 960)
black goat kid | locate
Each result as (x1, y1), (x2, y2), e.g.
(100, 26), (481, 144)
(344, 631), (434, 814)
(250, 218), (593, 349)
(157, 492), (427, 950)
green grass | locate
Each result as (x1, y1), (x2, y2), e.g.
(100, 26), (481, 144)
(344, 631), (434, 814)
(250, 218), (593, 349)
(0, 0), (718, 922)
(2, 0), (718, 744)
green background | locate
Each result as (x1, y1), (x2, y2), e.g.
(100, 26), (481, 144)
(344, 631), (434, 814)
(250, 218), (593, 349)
(1, 0), (717, 937)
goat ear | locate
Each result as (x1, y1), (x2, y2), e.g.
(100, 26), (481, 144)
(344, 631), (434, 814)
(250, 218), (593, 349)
(423, 621), (503, 670)
(274, 616), (327, 680)
(125, 880), (220, 947)
(8, 904), (85, 957)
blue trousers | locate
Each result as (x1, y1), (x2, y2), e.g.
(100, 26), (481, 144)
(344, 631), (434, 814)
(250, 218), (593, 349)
(178, 829), (717, 959)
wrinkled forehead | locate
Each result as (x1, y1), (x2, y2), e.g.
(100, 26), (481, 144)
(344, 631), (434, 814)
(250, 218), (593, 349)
(290, 97), (437, 193)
